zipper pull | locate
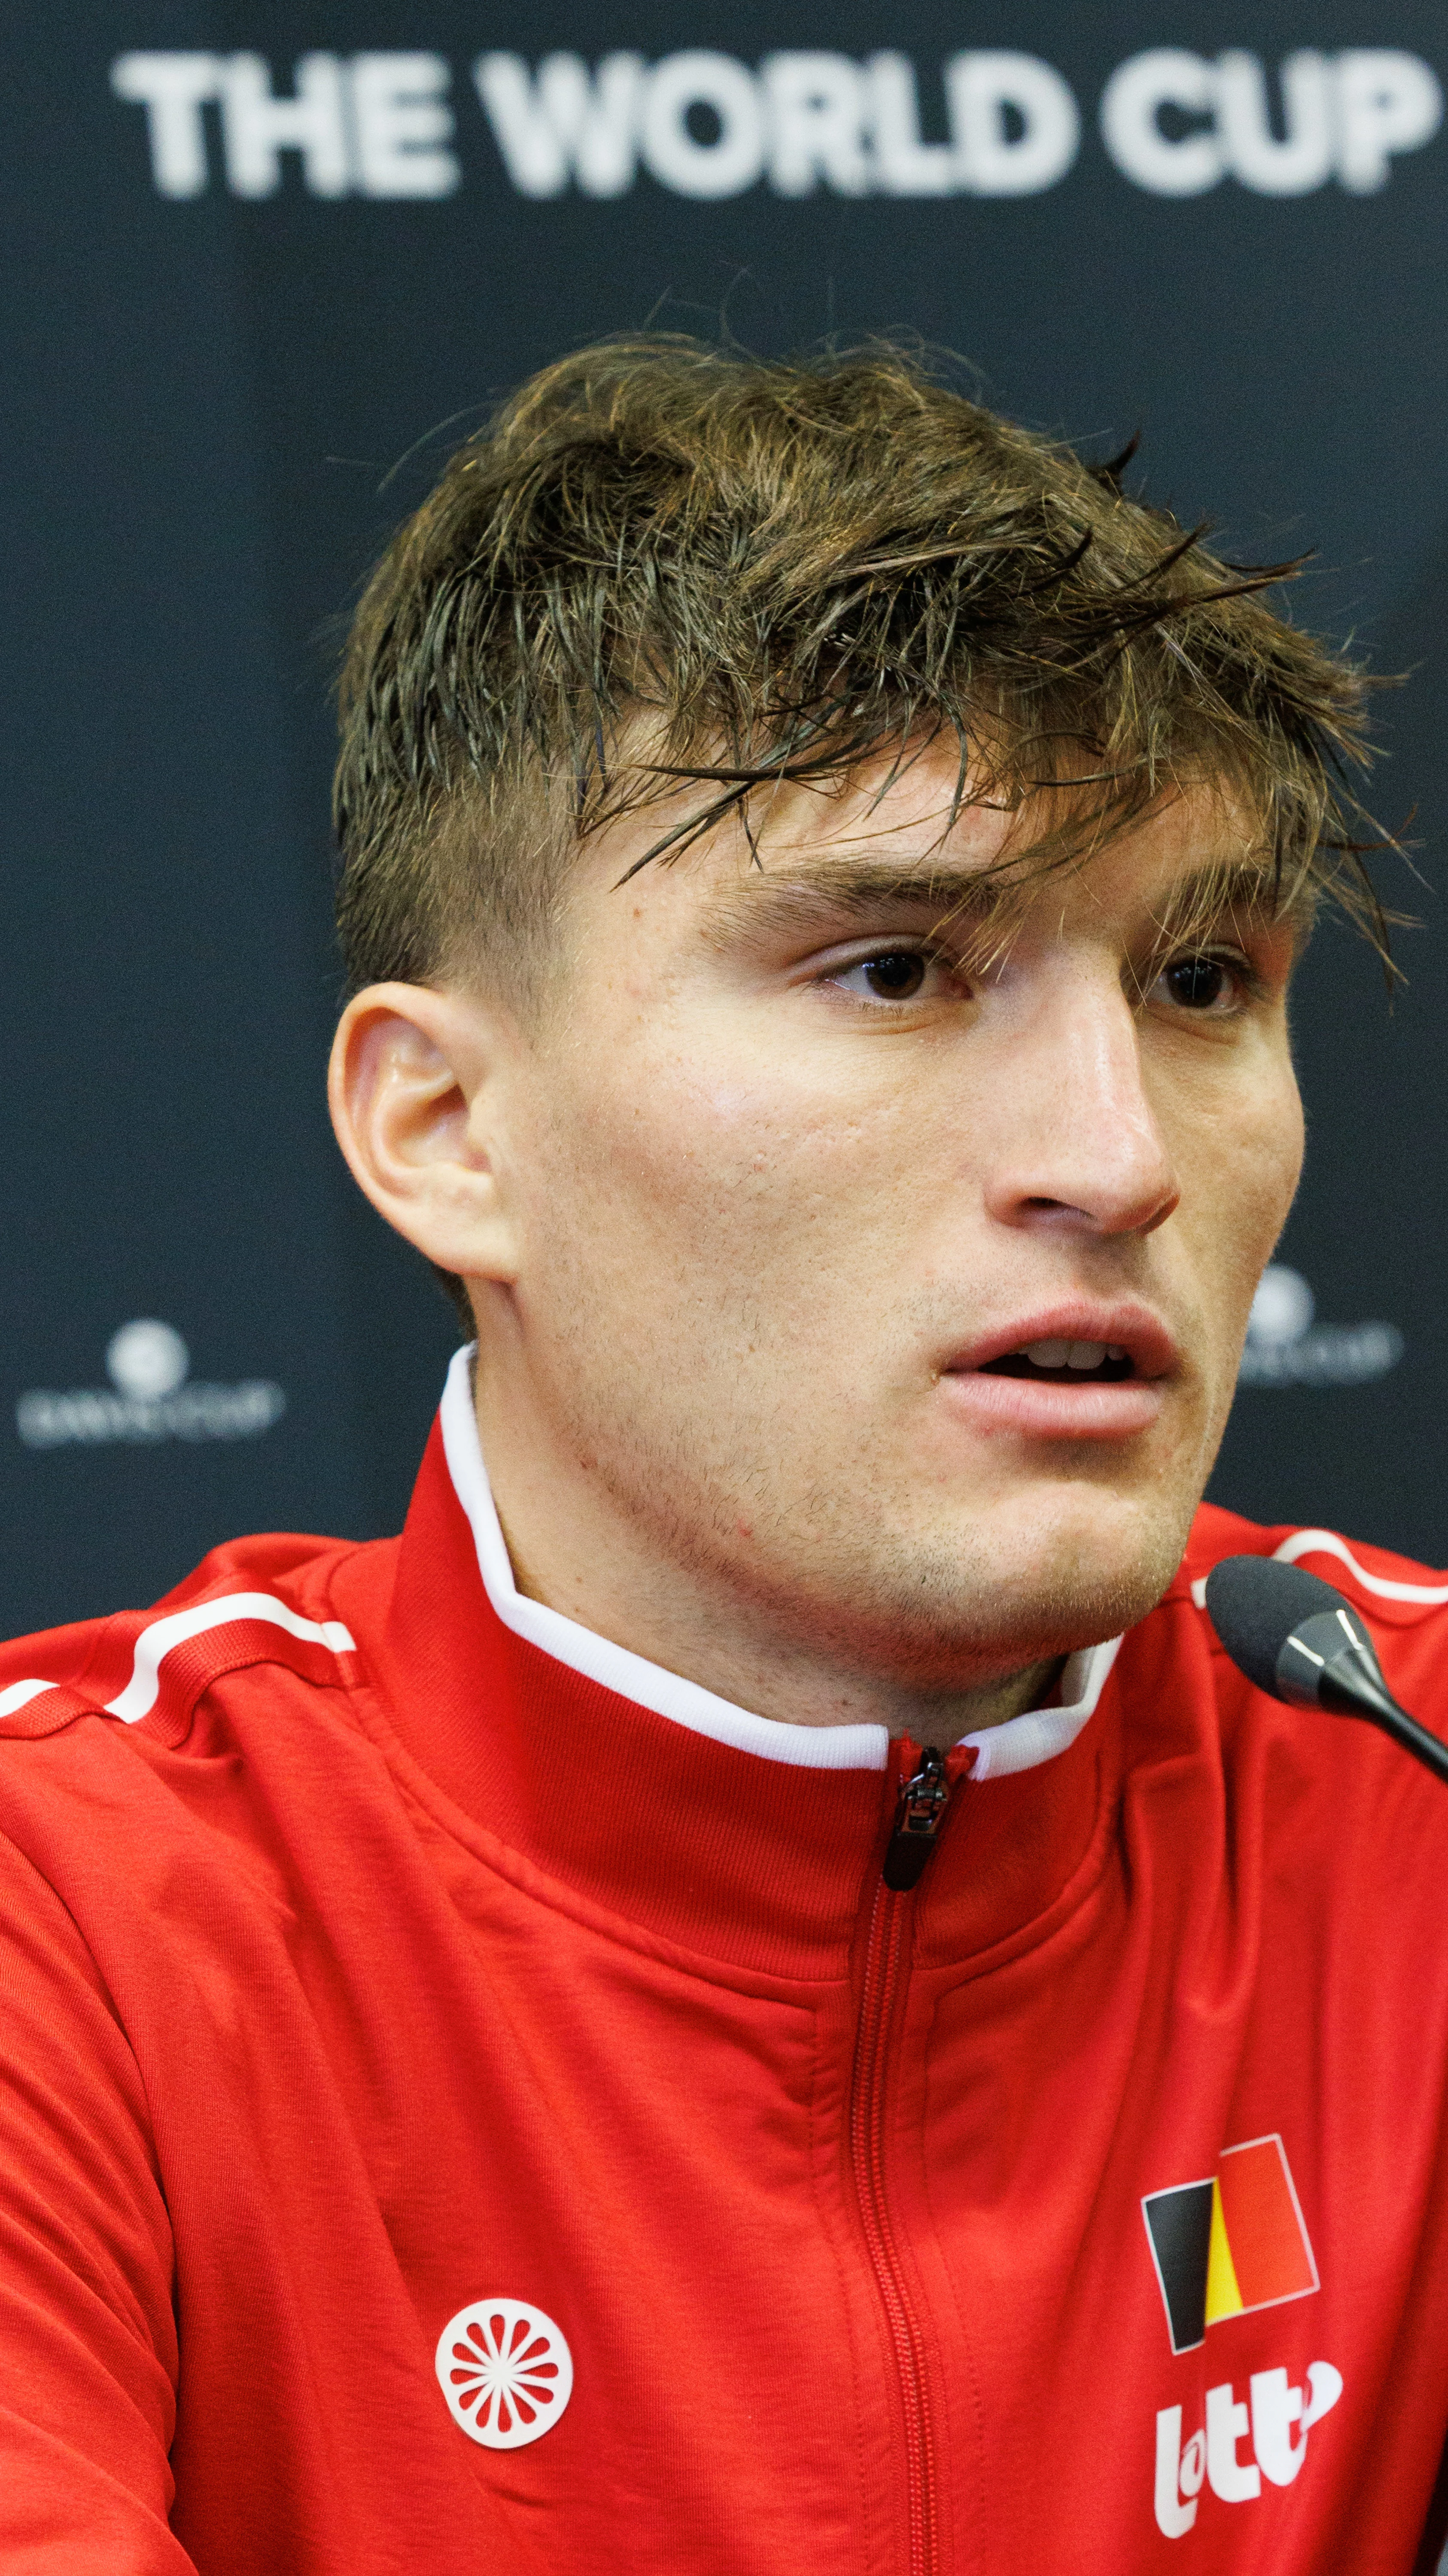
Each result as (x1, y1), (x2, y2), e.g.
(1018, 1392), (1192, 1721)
(882, 1746), (951, 1891)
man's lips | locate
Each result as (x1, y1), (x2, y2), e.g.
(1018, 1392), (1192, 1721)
(937, 1303), (1178, 1441)
(951, 1303), (1179, 1382)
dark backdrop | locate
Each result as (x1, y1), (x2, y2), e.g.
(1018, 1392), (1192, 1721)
(4, 2), (1446, 1634)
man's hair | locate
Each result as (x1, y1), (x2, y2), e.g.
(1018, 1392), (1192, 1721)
(334, 333), (1387, 1004)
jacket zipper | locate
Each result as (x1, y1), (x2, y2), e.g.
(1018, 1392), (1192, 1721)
(883, 1745), (950, 1893)
(849, 1747), (952, 2576)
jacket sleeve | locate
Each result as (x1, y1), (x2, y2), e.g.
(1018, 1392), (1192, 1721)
(0, 1827), (194, 2570)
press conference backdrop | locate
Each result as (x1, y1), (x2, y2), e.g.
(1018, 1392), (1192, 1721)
(3, 3), (1446, 1634)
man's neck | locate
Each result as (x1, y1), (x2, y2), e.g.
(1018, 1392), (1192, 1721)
(471, 1370), (1061, 1743)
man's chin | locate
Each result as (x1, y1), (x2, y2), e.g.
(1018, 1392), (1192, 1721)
(977, 1557), (1178, 1668)
(844, 1483), (1197, 1680)
(961, 1497), (1195, 1662)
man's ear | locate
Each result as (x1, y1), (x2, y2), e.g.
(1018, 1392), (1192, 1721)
(327, 982), (523, 1284)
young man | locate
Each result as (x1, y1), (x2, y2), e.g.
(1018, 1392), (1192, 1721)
(2, 340), (1445, 2574)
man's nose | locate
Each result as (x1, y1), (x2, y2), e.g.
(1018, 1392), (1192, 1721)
(982, 974), (1181, 1239)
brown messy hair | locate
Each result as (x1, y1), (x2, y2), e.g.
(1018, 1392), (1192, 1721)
(335, 333), (1389, 1004)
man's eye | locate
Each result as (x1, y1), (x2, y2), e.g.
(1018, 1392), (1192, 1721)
(1153, 953), (1238, 1013)
(833, 951), (934, 1003)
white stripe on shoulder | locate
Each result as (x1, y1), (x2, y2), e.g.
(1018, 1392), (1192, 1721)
(105, 1594), (356, 1725)
(0, 1679), (55, 1719)
(1272, 1527), (1448, 1604)
(1191, 1529), (1448, 1613)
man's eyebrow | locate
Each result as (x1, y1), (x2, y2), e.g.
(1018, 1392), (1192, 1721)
(699, 851), (1311, 952)
(1147, 858), (1317, 946)
(698, 859), (1018, 948)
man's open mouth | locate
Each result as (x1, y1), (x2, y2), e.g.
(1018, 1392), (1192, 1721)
(979, 1340), (1135, 1385)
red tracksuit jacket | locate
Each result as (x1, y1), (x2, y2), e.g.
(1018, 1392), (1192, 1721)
(3, 1351), (1448, 2574)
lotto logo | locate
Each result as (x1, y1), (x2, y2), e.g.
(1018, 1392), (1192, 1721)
(1155, 2363), (1344, 2538)
(1142, 2134), (1317, 2356)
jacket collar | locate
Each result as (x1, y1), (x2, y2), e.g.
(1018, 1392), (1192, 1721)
(438, 1347), (1120, 1782)
(339, 1352), (1124, 1978)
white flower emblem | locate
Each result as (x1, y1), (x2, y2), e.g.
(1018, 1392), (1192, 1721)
(435, 2299), (574, 2450)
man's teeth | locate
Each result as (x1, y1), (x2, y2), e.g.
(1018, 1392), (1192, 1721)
(1020, 1340), (1128, 1370)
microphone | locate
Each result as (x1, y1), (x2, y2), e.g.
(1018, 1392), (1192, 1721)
(1205, 1555), (1448, 1787)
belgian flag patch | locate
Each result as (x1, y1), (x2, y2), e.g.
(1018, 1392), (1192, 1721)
(1142, 2135), (1319, 2355)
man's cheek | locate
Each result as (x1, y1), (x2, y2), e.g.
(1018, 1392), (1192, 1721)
(1242, 1113), (1305, 1267)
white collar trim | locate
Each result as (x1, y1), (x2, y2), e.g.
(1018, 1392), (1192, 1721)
(439, 1347), (1119, 1778)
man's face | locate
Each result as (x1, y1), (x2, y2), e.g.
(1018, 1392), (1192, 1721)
(483, 747), (1305, 1686)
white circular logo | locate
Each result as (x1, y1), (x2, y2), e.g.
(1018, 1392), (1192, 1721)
(435, 2299), (573, 2449)
(1246, 1264), (1315, 1351)
(105, 1318), (190, 1400)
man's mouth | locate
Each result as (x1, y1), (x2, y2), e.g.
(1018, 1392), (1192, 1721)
(952, 1303), (1177, 1386)
(935, 1306), (1175, 1441)
(980, 1340), (1135, 1386)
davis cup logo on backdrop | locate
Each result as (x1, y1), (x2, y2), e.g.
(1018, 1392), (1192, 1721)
(109, 44), (1443, 205)
(1238, 1264), (1403, 1389)
(15, 1320), (286, 1451)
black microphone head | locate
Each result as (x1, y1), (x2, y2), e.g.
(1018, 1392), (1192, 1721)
(1204, 1554), (1349, 1697)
